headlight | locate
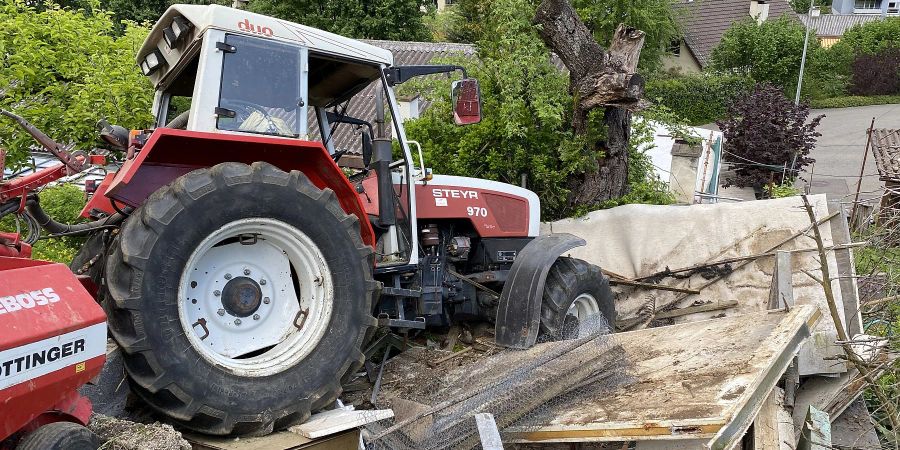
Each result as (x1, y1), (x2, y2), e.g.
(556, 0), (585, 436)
(163, 16), (192, 49)
(140, 49), (165, 76)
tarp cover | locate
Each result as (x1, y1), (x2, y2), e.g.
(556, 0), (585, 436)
(544, 194), (850, 376)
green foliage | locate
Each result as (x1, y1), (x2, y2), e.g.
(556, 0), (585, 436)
(789, 0), (831, 14)
(645, 73), (754, 125)
(570, 0), (681, 73)
(717, 83), (823, 190)
(592, 110), (676, 210)
(405, 0), (578, 219)
(249, 0), (431, 41)
(405, 0), (675, 219)
(0, 1), (154, 168)
(0, 185), (86, 263)
(437, 0), (492, 43)
(710, 16), (814, 97)
(809, 94), (900, 109)
(764, 182), (800, 198)
(804, 17), (900, 100)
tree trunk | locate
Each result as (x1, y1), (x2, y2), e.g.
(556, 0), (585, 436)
(533, 0), (644, 208)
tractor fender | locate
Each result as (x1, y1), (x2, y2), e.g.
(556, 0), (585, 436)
(494, 233), (586, 349)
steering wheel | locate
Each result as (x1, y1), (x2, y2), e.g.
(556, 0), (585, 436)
(219, 99), (280, 133)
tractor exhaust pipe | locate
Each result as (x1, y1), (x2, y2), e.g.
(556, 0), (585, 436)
(372, 138), (395, 228)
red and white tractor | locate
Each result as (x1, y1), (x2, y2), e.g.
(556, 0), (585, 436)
(1, 4), (616, 436)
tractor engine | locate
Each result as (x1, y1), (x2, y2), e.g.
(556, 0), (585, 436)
(373, 175), (540, 329)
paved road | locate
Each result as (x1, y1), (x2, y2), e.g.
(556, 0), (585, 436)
(800, 103), (900, 203)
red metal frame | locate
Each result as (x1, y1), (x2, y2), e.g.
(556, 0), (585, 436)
(97, 129), (376, 247)
(0, 259), (106, 442)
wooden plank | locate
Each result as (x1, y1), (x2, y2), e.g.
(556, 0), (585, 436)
(288, 408), (393, 439)
(504, 305), (821, 446)
(186, 429), (359, 450)
(797, 406), (831, 450)
(475, 413), (503, 450)
(753, 388), (782, 450)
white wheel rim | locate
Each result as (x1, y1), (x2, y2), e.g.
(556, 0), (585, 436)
(178, 218), (333, 377)
(567, 293), (601, 321)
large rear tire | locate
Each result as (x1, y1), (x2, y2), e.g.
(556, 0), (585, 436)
(539, 257), (616, 339)
(104, 162), (376, 435)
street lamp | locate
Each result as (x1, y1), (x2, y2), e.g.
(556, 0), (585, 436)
(795, 5), (821, 105)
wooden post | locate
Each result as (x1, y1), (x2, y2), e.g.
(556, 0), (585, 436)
(768, 250), (794, 309)
(849, 117), (876, 227)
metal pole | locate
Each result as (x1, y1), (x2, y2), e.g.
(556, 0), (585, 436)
(850, 117), (876, 227)
(795, 7), (813, 105)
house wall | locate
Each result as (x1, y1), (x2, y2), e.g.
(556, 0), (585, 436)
(661, 41), (702, 74)
(831, 0), (897, 14)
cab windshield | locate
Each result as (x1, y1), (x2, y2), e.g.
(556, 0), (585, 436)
(217, 34), (303, 137)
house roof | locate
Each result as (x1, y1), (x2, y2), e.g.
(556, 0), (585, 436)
(673, 0), (797, 67)
(799, 13), (883, 37)
(871, 128), (900, 182)
(312, 40), (477, 167)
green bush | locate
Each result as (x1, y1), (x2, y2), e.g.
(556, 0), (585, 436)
(709, 16), (813, 97)
(809, 95), (900, 109)
(0, 1), (153, 168)
(645, 73), (754, 125)
(0, 184), (87, 263)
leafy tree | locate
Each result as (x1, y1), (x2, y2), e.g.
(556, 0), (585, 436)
(716, 84), (823, 191)
(440, 0), (679, 73)
(710, 16), (815, 96)
(405, 0), (674, 218)
(789, 0), (831, 14)
(849, 47), (900, 95)
(570, 0), (681, 73)
(0, 1), (153, 168)
(249, 0), (431, 41)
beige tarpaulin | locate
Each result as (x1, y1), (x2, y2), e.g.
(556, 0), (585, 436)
(544, 195), (850, 376)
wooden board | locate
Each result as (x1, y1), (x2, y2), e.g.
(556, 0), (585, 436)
(505, 305), (821, 450)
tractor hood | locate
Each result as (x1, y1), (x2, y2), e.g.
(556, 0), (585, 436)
(137, 4), (394, 87)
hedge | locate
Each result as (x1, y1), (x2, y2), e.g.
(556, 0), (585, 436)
(809, 95), (900, 109)
(645, 73), (754, 125)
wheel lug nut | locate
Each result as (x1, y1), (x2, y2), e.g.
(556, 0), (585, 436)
(224, 273), (232, 280)
(263, 297), (270, 304)
(260, 279), (266, 285)
(217, 309), (225, 316)
(214, 290), (221, 297)
(253, 314), (260, 320)
(235, 319), (242, 325)
(243, 268), (251, 275)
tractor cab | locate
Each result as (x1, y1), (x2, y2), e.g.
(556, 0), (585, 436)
(132, 4), (481, 267)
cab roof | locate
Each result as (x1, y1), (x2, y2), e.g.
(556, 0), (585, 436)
(137, 4), (395, 68)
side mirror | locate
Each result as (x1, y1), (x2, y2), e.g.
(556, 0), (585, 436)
(361, 133), (373, 168)
(451, 78), (482, 126)
(97, 119), (129, 150)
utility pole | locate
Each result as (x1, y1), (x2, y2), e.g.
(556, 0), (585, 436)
(795, 5), (821, 105)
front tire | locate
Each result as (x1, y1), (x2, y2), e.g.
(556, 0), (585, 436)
(540, 257), (616, 339)
(104, 162), (376, 435)
(16, 422), (102, 450)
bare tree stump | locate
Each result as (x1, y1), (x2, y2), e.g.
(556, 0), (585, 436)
(534, 0), (645, 207)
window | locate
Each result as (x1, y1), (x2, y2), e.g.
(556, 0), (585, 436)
(217, 34), (304, 137)
(854, 0), (878, 9)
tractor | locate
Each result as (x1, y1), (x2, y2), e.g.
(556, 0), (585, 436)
(1, 4), (616, 436)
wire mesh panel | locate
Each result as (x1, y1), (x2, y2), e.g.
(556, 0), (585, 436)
(361, 316), (632, 450)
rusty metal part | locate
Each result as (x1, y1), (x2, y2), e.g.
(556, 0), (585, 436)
(0, 109), (84, 174)
(294, 307), (310, 330)
(192, 318), (210, 340)
(448, 268), (500, 298)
